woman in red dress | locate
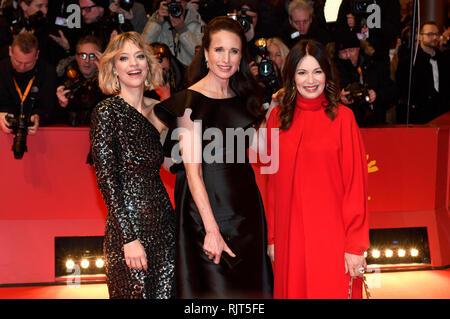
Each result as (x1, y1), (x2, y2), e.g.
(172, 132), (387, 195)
(265, 39), (369, 299)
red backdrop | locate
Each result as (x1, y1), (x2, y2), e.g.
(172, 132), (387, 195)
(1, 121), (449, 284)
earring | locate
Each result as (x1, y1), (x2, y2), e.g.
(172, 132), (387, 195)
(144, 79), (149, 87)
(205, 59), (209, 69)
(115, 75), (121, 92)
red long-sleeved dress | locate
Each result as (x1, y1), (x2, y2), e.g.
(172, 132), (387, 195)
(265, 93), (369, 299)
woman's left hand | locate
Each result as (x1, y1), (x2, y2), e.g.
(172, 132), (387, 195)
(344, 252), (366, 277)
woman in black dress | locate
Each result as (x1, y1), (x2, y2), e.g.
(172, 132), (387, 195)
(155, 17), (273, 298)
(90, 32), (175, 298)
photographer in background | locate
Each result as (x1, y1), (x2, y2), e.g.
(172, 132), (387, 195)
(249, 37), (288, 107)
(281, 0), (331, 48)
(0, 32), (56, 135)
(335, 29), (396, 126)
(142, 0), (205, 67)
(145, 42), (186, 101)
(55, 35), (105, 126)
(336, 0), (401, 67)
(109, 0), (147, 33)
(76, 0), (134, 49)
(0, 0), (70, 65)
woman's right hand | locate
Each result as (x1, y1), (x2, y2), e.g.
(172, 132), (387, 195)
(203, 229), (236, 264)
(124, 239), (148, 271)
(267, 244), (274, 262)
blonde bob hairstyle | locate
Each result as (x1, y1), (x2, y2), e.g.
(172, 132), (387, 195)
(98, 31), (163, 95)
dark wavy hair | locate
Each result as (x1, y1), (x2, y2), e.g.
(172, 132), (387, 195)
(186, 16), (265, 123)
(278, 39), (340, 130)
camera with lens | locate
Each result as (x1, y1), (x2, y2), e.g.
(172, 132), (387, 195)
(119, 0), (134, 11)
(255, 38), (281, 104)
(63, 64), (100, 126)
(353, 0), (374, 15)
(227, 8), (253, 33)
(344, 82), (371, 105)
(5, 112), (33, 159)
(164, 0), (183, 18)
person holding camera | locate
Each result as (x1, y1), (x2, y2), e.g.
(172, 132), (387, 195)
(336, 0), (401, 67)
(142, 0), (205, 67)
(0, 32), (56, 137)
(334, 29), (396, 126)
(76, 0), (134, 50)
(0, 0), (71, 66)
(56, 35), (105, 126)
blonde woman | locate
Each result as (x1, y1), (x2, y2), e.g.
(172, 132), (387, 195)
(90, 32), (175, 299)
(267, 37), (290, 72)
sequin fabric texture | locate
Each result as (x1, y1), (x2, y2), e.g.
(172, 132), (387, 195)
(90, 96), (175, 299)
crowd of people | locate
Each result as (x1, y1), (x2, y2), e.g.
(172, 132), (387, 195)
(0, 0), (449, 299)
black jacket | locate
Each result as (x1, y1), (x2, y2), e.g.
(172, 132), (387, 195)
(335, 52), (397, 126)
(0, 57), (57, 126)
(397, 46), (450, 124)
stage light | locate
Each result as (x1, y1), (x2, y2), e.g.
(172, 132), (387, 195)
(66, 259), (75, 270)
(411, 248), (419, 257)
(398, 249), (406, 257)
(95, 258), (105, 268)
(81, 259), (90, 269)
(372, 249), (381, 258)
(385, 249), (393, 258)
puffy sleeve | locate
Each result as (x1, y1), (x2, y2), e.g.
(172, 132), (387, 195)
(90, 102), (137, 244)
(340, 107), (370, 255)
(264, 106), (280, 245)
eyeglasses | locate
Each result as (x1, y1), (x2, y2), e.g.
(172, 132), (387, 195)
(77, 52), (97, 61)
(80, 5), (97, 13)
(421, 32), (440, 37)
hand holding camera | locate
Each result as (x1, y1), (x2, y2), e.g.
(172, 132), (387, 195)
(158, 1), (185, 29)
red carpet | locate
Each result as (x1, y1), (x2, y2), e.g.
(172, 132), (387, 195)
(0, 269), (449, 299)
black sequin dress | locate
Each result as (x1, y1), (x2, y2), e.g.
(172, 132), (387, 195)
(155, 89), (273, 298)
(90, 96), (175, 299)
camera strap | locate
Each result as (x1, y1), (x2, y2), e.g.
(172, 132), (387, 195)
(357, 66), (364, 85)
(13, 76), (36, 107)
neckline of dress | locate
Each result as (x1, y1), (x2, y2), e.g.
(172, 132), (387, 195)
(114, 95), (160, 135)
(296, 93), (327, 111)
(187, 89), (239, 101)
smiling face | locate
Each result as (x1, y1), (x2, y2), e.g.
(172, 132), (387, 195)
(294, 54), (326, 99)
(114, 41), (148, 91)
(204, 30), (242, 81)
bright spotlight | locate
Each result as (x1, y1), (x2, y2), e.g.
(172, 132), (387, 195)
(66, 259), (75, 270)
(398, 249), (406, 257)
(385, 249), (393, 258)
(95, 258), (105, 268)
(372, 249), (381, 258)
(81, 259), (90, 269)
(411, 248), (419, 257)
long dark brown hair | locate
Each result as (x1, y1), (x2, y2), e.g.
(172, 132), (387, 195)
(186, 16), (265, 123)
(279, 39), (340, 130)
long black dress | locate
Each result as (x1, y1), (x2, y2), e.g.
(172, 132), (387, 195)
(90, 96), (175, 299)
(155, 89), (273, 298)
